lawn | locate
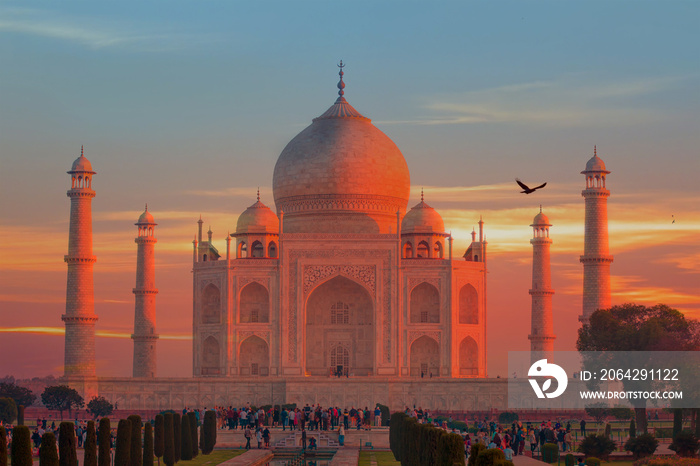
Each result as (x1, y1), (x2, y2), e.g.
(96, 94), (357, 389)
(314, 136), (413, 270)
(174, 450), (245, 466)
(358, 451), (400, 466)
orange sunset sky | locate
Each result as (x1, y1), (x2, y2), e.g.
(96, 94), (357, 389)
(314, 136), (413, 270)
(1, 1), (699, 379)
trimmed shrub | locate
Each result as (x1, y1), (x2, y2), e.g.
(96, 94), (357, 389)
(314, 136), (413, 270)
(498, 412), (519, 425)
(468, 443), (486, 466)
(0, 399), (17, 424)
(128, 416), (142, 466)
(143, 423), (154, 466)
(17, 406), (24, 426)
(172, 414), (181, 464)
(84, 421), (97, 466)
(585, 458), (601, 466)
(198, 421), (204, 457)
(114, 419), (132, 466)
(153, 415), (164, 465)
(98, 418), (111, 466)
(605, 423), (612, 439)
(11, 426), (32, 466)
(389, 412), (408, 461)
(187, 413), (198, 458)
(163, 413), (175, 466)
(669, 431), (699, 458)
(542, 443), (559, 464)
(673, 409), (684, 439)
(376, 404), (391, 427)
(630, 418), (637, 439)
(201, 411), (216, 455)
(58, 422), (77, 466)
(577, 434), (616, 461)
(624, 433), (658, 460)
(39, 432), (59, 466)
(180, 415), (192, 461)
(476, 447), (505, 466)
(438, 433), (465, 466)
(565, 453), (576, 466)
(0, 426), (7, 466)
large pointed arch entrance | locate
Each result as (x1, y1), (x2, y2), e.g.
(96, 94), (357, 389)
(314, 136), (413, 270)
(305, 275), (374, 376)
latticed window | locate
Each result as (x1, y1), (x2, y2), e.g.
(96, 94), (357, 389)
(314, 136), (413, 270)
(251, 309), (259, 323)
(420, 311), (428, 323)
(331, 302), (349, 325)
(330, 346), (349, 374)
(251, 363), (259, 375)
(420, 363), (428, 376)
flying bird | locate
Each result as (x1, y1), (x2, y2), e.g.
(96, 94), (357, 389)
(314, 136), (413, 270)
(515, 178), (547, 194)
(672, 215), (675, 224)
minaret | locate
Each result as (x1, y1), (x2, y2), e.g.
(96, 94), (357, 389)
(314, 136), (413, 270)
(132, 205), (159, 377)
(63, 146), (98, 377)
(529, 207), (555, 361)
(580, 146), (613, 323)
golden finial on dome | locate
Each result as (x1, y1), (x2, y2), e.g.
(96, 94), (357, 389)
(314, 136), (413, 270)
(594, 145), (597, 157)
(337, 60), (345, 97)
(81, 145), (84, 157)
(421, 187), (424, 202)
(257, 187), (260, 201)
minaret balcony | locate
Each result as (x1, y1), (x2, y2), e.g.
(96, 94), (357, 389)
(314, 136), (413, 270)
(579, 255), (614, 264)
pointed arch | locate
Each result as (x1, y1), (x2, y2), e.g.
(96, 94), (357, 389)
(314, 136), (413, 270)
(434, 241), (443, 259)
(403, 241), (413, 259)
(416, 241), (429, 258)
(459, 336), (478, 376)
(459, 284), (478, 324)
(202, 336), (220, 375)
(267, 241), (278, 258)
(410, 282), (440, 323)
(251, 240), (264, 258)
(201, 284), (221, 324)
(409, 335), (440, 377)
(239, 335), (269, 376)
(237, 241), (247, 258)
(240, 282), (269, 323)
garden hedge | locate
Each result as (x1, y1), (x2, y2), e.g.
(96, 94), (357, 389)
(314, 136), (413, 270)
(143, 422), (154, 466)
(84, 421), (97, 466)
(39, 432), (58, 466)
(58, 422), (77, 466)
(98, 418), (111, 466)
(11, 426), (32, 466)
(114, 419), (132, 466)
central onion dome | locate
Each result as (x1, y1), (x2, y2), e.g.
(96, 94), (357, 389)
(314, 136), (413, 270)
(273, 63), (410, 234)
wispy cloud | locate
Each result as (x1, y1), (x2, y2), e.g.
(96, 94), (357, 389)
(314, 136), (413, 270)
(0, 326), (192, 340)
(0, 7), (220, 51)
(377, 74), (694, 127)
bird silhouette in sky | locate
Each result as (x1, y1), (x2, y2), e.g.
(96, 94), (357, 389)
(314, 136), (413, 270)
(515, 178), (547, 194)
(672, 215), (675, 224)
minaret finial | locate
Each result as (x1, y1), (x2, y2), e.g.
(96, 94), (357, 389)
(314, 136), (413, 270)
(539, 204), (542, 213)
(81, 145), (84, 157)
(594, 145), (597, 157)
(145, 203), (148, 212)
(421, 187), (424, 202)
(257, 187), (260, 201)
(337, 60), (345, 98)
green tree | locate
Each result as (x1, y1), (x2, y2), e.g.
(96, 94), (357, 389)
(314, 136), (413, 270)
(143, 422), (154, 466)
(58, 422), (77, 466)
(180, 415), (192, 461)
(98, 418), (111, 466)
(172, 414), (181, 463)
(11, 426), (32, 466)
(84, 421), (97, 466)
(114, 420), (131, 466)
(0, 384), (35, 408)
(41, 386), (84, 421)
(0, 399), (17, 424)
(39, 432), (59, 466)
(87, 397), (114, 420)
(186, 413), (198, 458)
(163, 414), (175, 466)
(0, 426), (7, 466)
(201, 411), (216, 455)
(153, 415), (164, 466)
(128, 416), (142, 466)
(577, 303), (700, 433)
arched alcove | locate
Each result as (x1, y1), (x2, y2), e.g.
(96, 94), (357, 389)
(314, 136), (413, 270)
(409, 336), (440, 377)
(201, 284), (221, 324)
(202, 336), (220, 375)
(239, 335), (269, 376)
(459, 336), (478, 376)
(240, 282), (269, 323)
(410, 282), (440, 323)
(458, 284), (478, 324)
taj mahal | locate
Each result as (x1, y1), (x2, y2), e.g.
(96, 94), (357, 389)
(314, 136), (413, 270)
(60, 65), (612, 411)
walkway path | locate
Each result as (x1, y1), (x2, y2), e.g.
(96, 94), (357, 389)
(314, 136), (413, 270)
(328, 447), (359, 466)
(512, 455), (548, 465)
(219, 449), (273, 466)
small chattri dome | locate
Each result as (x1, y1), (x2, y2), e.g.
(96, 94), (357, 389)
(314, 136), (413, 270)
(531, 207), (551, 227)
(401, 198), (445, 234)
(236, 198), (279, 234)
(137, 205), (155, 225)
(582, 146), (610, 174)
(69, 146), (95, 174)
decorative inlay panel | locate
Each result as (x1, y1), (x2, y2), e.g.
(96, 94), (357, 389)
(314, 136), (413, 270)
(238, 331), (270, 345)
(238, 276), (271, 290)
(407, 277), (440, 292)
(408, 331), (441, 346)
(303, 265), (375, 296)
